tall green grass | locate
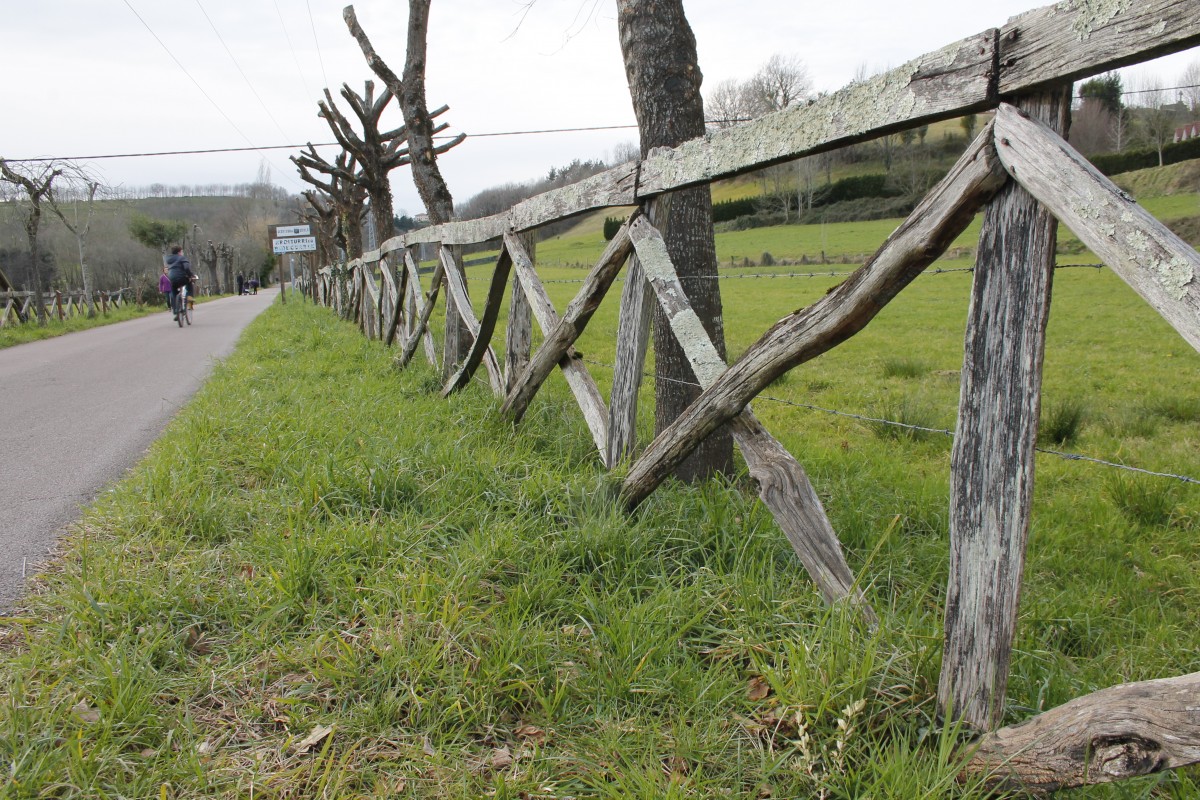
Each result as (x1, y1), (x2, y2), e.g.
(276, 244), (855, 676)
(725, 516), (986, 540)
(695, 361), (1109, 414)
(2, 252), (1198, 797)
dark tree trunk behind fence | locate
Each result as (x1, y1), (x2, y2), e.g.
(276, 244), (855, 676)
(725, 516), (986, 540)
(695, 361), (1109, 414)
(616, 0), (733, 482)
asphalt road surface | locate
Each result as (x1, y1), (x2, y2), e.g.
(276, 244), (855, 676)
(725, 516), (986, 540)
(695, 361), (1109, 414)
(0, 289), (278, 611)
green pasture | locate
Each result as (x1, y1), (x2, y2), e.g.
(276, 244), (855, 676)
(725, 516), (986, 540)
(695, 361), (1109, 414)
(534, 192), (1199, 268)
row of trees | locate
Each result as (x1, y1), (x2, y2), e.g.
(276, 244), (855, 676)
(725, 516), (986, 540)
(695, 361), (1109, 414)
(57, 181), (292, 202)
(1070, 62), (1200, 166)
(703, 57), (978, 224)
(0, 157), (288, 323)
(290, 2), (471, 363)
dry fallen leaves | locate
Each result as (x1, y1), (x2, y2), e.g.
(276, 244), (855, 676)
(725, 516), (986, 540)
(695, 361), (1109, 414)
(71, 701), (101, 724)
(514, 724), (547, 745)
(490, 746), (514, 770)
(292, 724), (334, 755)
(747, 675), (772, 701)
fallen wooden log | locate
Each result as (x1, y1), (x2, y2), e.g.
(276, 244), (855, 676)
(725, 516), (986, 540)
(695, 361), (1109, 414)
(961, 671), (1200, 794)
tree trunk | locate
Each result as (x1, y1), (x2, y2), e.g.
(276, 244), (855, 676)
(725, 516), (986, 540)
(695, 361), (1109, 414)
(24, 218), (47, 326)
(616, 0), (732, 482)
(78, 235), (95, 317)
(344, 0), (468, 373)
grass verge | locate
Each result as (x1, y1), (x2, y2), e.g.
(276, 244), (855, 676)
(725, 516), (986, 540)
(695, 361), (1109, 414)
(0, 295), (232, 350)
(0, 303), (161, 348)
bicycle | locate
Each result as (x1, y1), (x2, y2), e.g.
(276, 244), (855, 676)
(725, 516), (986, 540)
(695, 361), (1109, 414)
(173, 283), (192, 327)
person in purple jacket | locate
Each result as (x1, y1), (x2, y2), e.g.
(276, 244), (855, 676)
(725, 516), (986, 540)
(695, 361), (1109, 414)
(158, 266), (172, 310)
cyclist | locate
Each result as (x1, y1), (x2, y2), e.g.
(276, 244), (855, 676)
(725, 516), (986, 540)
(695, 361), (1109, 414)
(164, 245), (196, 321)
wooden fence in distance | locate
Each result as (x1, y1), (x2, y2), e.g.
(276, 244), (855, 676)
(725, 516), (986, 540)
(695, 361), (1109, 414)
(303, 1), (1200, 791)
(0, 289), (133, 328)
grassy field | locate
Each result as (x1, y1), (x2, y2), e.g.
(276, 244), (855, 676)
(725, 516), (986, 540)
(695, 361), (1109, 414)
(534, 192), (1199, 269)
(1, 209), (1198, 798)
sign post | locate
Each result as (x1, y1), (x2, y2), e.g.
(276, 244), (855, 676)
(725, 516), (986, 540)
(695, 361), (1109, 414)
(268, 224), (319, 305)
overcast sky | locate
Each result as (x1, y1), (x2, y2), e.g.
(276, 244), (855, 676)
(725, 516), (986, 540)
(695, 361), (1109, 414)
(3, 1), (1197, 216)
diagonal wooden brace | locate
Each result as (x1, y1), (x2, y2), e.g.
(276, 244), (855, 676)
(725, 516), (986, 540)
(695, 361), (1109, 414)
(620, 124), (1008, 509)
(628, 214), (874, 618)
(993, 103), (1200, 353)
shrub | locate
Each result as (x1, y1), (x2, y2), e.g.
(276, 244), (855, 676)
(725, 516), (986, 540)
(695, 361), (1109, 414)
(602, 216), (624, 241)
(711, 197), (758, 223)
(796, 195), (920, 225)
(813, 173), (904, 206)
(1089, 138), (1200, 175)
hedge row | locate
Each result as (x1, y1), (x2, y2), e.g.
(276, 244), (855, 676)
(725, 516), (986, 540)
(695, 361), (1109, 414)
(1091, 137), (1200, 175)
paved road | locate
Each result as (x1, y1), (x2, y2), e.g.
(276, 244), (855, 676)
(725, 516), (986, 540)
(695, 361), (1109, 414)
(0, 289), (278, 611)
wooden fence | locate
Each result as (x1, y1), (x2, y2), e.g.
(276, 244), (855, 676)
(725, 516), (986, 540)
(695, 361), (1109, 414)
(0, 289), (133, 328)
(302, 1), (1200, 789)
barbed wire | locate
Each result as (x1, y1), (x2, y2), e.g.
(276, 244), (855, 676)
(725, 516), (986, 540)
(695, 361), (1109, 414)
(577, 357), (1200, 486)
(464, 262), (1107, 284)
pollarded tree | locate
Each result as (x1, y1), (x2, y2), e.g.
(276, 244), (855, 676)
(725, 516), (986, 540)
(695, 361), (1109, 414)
(301, 191), (342, 275)
(0, 158), (64, 325)
(616, 0), (733, 481)
(298, 81), (431, 251)
(198, 240), (222, 292)
(47, 164), (105, 316)
(293, 149), (367, 260)
(343, 1), (471, 373)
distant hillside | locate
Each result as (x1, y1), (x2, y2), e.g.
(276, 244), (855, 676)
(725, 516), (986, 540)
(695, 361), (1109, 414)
(0, 193), (293, 296)
(1114, 159), (1200, 197)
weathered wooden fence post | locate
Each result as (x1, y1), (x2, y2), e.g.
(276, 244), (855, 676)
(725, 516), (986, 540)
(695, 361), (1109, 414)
(505, 233), (535, 392)
(607, 201), (667, 468)
(938, 87), (1070, 730)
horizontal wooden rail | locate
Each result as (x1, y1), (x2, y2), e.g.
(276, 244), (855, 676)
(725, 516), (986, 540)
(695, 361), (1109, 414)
(961, 671), (1200, 793)
(317, 0), (1199, 259)
(619, 123), (1008, 508)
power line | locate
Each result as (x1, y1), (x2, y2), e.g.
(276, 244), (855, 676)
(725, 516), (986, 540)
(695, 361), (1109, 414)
(119, 0), (302, 190)
(273, 0), (317, 103)
(4, 123), (640, 164)
(192, 0), (292, 143)
(306, 0), (330, 92)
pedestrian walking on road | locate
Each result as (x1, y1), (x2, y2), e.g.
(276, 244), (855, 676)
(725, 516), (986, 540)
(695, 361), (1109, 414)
(158, 267), (172, 310)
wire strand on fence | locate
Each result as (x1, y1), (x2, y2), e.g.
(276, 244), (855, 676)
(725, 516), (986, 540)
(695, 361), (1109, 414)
(465, 262), (1107, 283)
(578, 357), (1200, 486)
